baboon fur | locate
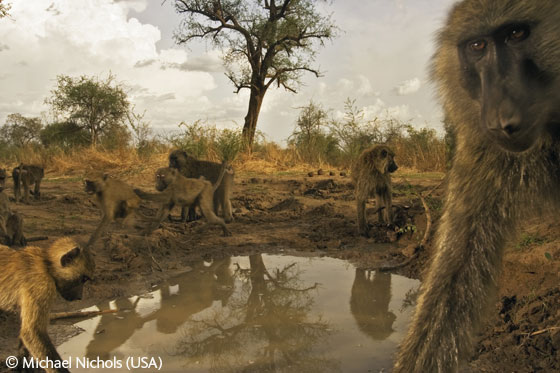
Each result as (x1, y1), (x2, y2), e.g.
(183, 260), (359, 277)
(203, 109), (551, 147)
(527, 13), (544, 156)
(0, 237), (94, 373)
(351, 145), (398, 237)
(12, 164), (44, 204)
(168, 150), (234, 223)
(394, 1), (560, 372)
(134, 166), (232, 237)
(84, 175), (142, 247)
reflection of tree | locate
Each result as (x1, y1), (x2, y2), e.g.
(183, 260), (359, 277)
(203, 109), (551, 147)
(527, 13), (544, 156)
(176, 254), (338, 373)
(350, 269), (396, 341)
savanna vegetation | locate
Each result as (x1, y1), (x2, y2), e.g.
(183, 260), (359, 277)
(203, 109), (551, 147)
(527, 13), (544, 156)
(0, 75), (449, 176)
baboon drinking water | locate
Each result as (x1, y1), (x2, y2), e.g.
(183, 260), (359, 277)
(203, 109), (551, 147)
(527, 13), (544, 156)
(394, 1), (560, 372)
(169, 150), (234, 223)
(351, 145), (398, 237)
(134, 164), (232, 237)
(84, 175), (142, 247)
(0, 169), (25, 246)
(0, 237), (94, 373)
(12, 164), (44, 204)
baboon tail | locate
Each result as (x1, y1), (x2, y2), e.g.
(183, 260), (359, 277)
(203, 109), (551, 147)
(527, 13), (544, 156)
(212, 160), (231, 193)
(133, 188), (167, 202)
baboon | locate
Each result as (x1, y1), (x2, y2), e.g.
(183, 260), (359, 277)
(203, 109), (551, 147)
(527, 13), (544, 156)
(168, 150), (234, 223)
(134, 164), (232, 237)
(351, 145), (398, 237)
(0, 169), (25, 246)
(0, 191), (26, 246)
(394, 1), (560, 372)
(84, 175), (141, 247)
(0, 237), (94, 373)
(12, 164), (44, 204)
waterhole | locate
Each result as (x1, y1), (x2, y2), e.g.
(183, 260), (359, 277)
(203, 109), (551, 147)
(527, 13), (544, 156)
(58, 254), (419, 372)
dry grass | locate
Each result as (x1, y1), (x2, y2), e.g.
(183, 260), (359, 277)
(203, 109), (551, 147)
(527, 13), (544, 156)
(1, 141), (445, 180)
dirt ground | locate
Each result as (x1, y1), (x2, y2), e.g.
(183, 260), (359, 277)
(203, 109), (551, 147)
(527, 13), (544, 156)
(0, 167), (559, 372)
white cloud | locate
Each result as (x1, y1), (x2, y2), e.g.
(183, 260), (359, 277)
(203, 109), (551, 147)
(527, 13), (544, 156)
(0, 0), (218, 129)
(394, 77), (422, 96)
(362, 98), (413, 123)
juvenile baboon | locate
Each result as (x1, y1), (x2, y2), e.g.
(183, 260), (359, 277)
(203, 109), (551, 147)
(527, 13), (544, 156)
(12, 164), (44, 204)
(0, 169), (25, 246)
(351, 145), (398, 237)
(0, 237), (94, 373)
(0, 191), (26, 246)
(394, 1), (560, 372)
(169, 150), (234, 223)
(84, 175), (142, 247)
(134, 164), (232, 237)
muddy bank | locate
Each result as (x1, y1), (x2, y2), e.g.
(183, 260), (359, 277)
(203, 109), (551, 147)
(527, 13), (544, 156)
(0, 170), (558, 372)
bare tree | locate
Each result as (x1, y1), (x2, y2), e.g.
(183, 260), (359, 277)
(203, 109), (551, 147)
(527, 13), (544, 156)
(172, 0), (337, 149)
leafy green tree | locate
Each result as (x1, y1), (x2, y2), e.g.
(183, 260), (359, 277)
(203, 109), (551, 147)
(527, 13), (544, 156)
(172, 0), (337, 149)
(0, 113), (42, 147)
(329, 98), (383, 163)
(45, 74), (130, 146)
(40, 121), (90, 150)
(289, 101), (338, 164)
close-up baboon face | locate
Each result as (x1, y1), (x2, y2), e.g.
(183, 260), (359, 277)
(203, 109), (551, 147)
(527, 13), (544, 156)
(445, 4), (560, 152)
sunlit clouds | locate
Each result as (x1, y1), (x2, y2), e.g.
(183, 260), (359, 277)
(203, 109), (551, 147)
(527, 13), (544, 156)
(0, 0), (457, 142)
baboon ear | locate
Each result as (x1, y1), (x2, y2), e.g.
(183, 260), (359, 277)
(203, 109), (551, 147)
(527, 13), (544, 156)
(61, 247), (81, 267)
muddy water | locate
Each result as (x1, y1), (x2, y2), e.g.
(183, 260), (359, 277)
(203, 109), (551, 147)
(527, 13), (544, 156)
(58, 255), (419, 372)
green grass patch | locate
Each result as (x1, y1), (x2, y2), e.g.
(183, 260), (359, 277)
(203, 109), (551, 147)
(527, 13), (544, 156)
(515, 233), (547, 250)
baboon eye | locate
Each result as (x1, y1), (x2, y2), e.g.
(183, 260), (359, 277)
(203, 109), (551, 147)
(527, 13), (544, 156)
(381, 150), (387, 158)
(469, 39), (486, 52)
(506, 25), (529, 43)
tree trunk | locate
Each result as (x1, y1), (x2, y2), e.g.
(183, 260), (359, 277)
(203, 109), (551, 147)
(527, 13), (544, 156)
(242, 87), (265, 151)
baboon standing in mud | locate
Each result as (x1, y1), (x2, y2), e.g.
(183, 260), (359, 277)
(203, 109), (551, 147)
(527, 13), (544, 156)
(0, 237), (95, 373)
(134, 164), (232, 237)
(84, 175), (142, 247)
(351, 144), (398, 237)
(0, 169), (25, 246)
(169, 150), (234, 223)
(394, 1), (560, 372)
(12, 164), (44, 204)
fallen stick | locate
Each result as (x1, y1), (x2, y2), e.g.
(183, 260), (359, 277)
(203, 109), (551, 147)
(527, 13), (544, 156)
(50, 309), (117, 321)
(26, 236), (49, 243)
(525, 326), (560, 337)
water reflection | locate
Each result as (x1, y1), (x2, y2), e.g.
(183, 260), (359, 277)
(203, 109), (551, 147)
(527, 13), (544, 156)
(350, 269), (396, 340)
(58, 255), (420, 372)
(175, 254), (337, 372)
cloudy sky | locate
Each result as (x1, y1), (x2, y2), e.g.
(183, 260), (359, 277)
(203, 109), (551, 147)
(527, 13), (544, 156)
(0, 0), (457, 144)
